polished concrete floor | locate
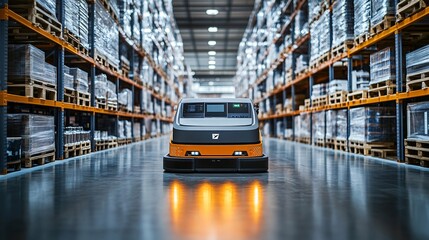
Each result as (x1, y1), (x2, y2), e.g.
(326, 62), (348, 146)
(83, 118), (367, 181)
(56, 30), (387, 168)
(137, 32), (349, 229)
(1, 136), (429, 240)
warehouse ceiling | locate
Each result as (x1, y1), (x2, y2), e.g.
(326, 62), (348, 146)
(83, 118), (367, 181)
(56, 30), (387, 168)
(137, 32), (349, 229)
(173, 0), (254, 89)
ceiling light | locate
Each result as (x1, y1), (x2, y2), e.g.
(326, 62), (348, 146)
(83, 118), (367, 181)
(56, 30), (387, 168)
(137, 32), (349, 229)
(208, 60), (216, 65)
(208, 27), (218, 32)
(209, 56), (216, 61)
(208, 65), (216, 70)
(208, 41), (216, 46)
(206, 9), (219, 15)
(209, 81), (214, 86)
(208, 51), (216, 56)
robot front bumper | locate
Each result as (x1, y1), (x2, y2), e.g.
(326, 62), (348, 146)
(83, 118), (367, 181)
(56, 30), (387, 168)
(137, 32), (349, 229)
(163, 154), (268, 173)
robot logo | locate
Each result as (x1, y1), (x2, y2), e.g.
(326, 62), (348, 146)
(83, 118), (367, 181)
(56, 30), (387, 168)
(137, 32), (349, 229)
(212, 134), (219, 140)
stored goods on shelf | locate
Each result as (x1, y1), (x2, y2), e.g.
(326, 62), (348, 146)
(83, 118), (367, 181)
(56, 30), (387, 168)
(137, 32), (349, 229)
(329, 80), (348, 93)
(351, 70), (370, 91)
(64, 66), (74, 90)
(311, 83), (328, 99)
(64, 127), (90, 146)
(7, 114), (55, 158)
(295, 54), (309, 75)
(94, 74), (108, 99)
(310, 10), (331, 64)
(64, 0), (89, 49)
(7, 137), (22, 163)
(33, 0), (56, 17)
(371, 0), (395, 26)
(312, 111), (326, 143)
(95, 0), (119, 68)
(8, 44), (50, 84)
(407, 102), (429, 140)
(118, 0), (133, 39)
(106, 80), (117, 101)
(354, 0), (371, 38)
(44, 63), (57, 85)
(294, 112), (311, 139)
(326, 110), (336, 139)
(294, 10), (309, 39)
(370, 47), (395, 84)
(276, 121), (284, 138)
(332, 0), (354, 48)
(284, 94), (306, 111)
(133, 121), (141, 139)
(118, 89), (133, 112)
(70, 68), (89, 93)
(336, 109), (348, 140)
(349, 107), (396, 143)
(406, 44), (429, 76)
(309, 0), (323, 22)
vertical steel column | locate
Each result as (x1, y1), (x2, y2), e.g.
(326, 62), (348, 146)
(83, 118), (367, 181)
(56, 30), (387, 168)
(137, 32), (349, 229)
(55, 0), (65, 159)
(291, 84), (296, 141)
(116, 78), (120, 138)
(347, 57), (353, 150)
(131, 85), (135, 140)
(89, 1), (96, 151)
(395, 33), (405, 161)
(0, 0), (8, 174)
(309, 76), (314, 142)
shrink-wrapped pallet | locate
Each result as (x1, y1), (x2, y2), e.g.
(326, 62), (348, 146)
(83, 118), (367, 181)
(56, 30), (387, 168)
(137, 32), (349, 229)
(70, 68), (89, 93)
(370, 47), (395, 84)
(118, 89), (133, 112)
(332, 0), (354, 48)
(95, 0), (119, 67)
(354, 0), (371, 37)
(407, 102), (429, 140)
(44, 63), (57, 85)
(7, 114), (55, 157)
(8, 45), (46, 83)
(349, 107), (396, 142)
(312, 111), (326, 141)
(406, 44), (429, 76)
(371, 0), (395, 26)
(95, 74), (107, 99)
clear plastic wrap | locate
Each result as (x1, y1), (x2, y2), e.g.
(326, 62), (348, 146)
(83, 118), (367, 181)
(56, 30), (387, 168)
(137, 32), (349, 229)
(64, 69), (74, 90)
(95, 74), (107, 99)
(125, 120), (132, 138)
(118, 121), (126, 139)
(95, 0), (119, 67)
(118, 0), (133, 38)
(133, 121), (141, 138)
(370, 47), (395, 84)
(336, 109), (348, 140)
(329, 80), (348, 93)
(8, 44), (46, 83)
(78, 0), (89, 49)
(276, 121), (284, 138)
(37, 0), (56, 17)
(407, 102), (429, 140)
(7, 114), (55, 157)
(371, 0), (395, 26)
(312, 111), (326, 141)
(107, 80), (117, 101)
(294, 10), (308, 39)
(308, 0), (323, 21)
(70, 68), (89, 93)
(406, 44), (429, 76)
(295, 54), (309, 75)
(310, 10), (330, 63)
(64, 1), (79, 36)
(118, 88), (133, 111)
(351, 70), (370, 91)
(326, 110), (336, 139)
(64, 126), (90, 146)
(295, 112), (311, 138)
(311, 83), (328, 99)
(332, 0), (354, 48)
(354, 0), (371, 37)
(349, 107), (396, 142)
(44, 63), (57, 85)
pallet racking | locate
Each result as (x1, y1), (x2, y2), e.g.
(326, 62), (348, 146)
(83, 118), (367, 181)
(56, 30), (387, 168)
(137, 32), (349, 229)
(236, 0), (429, 164)
(0, 0), (188, 174)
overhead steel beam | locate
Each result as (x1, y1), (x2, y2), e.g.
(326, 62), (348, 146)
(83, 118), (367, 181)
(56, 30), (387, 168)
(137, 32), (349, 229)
(176, 21), (249, 28)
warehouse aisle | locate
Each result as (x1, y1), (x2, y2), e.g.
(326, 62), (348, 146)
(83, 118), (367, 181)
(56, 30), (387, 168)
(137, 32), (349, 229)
(1, 137), (429, 240)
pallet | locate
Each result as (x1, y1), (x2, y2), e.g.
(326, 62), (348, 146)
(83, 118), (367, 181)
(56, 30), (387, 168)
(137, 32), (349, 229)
(325, 138), (336, 149)
(314, 138), (325, 147)
(329, 91), (348, 105)
(117, 138), (132, 146)
(79, 45), (90, 57)
(64, 141), (91, 159)
(310, 52), (331, 69)
(95, 98), (107, 109)
(404, 139), (429, 166)
(8, 79), (57, 100)
(354, 33), (370, 46)
(106, 101), (118, 111)
(64, 88), (76, 104)
(94, 50), (108, 68)
(335, 139), (348, 151)
(63, 28), (80, 49)
(368, 80), (396, 97)
(396, 0), (428, 21)
(347, 90), (368, 101)
(121, 68), (129, 78)
(304, 99), (311, 109)
(297, 137), (311, 144)
(370, 16), (396, 36)
(95, 139), (118, 151)
(406, 71), (429, 91)
(370, 149), (397, 160)
(7, 160), (22, 172)
(119, 105), (132, 113)
(9, 1), (62, 37)
(76, 91), (90, 107)
(311, 95), (328, 108)
(99, 0), (119, 23)
(23, 149), (55, 168)
(348, 140), (395, 156)
(331, 40), (354, 58)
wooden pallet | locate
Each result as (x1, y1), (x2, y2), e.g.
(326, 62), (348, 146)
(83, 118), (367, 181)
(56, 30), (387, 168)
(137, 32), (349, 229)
(370, 149), (397, 160)
(396, 0), (428, 21)
(121, 68), (129, 78)
(331, 40), (354, 58)
(7, 159), (22, 172)
(335, 139), (348, 151)
(311, 95), (328, 108)
(348, 140), (395, 156)
(297, 137), (311, 144)
(64, 88), (76, 104)
(64, 141), (91, 159)
(368, 80), (396, 97)
(325, 138), (336, 149)
(23, 149), (55, 168)
(314, 138), (325, 147)
(406, 71), (429, 91)
(107, 59), (119, 73)
(106, 101), (118, 111)
(76, 91), (90, 106)
(99, 0), (119, 23)
(117, 138), (132, 146)
(8, 79), (57, 100)
(95, 139), (118, 151)
(404, 139), (429, 167)
(79, 45), (90, 57)
(329, 91), (348, 105)
(354, 33), (370, 46)
(310, 52), (330, 69)
(119, 105), (132, 113)
(347, 90), (368, 101)
(63, 28), (80, 49)
(95, 98), (107, 109)
(304, 99), (311, 109)
(370, 16), (396, 36)
(94, 50), (108, 68)
(9, 1), (62, 37)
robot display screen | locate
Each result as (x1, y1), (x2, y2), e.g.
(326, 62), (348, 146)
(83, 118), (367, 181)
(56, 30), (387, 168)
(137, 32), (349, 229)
(205, 103), (227, 117)
(228, 103), (249, 113)
(183, 103), (204, 117)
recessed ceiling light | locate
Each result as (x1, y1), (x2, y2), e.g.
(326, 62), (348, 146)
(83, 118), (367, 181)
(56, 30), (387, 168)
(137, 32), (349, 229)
(209, 81), (214, 86)
(206, 9), (219, 15)
(208, 51), (216, 56)
(208, 60), (216, 65)
(208, 65), (216, 70)
(209, 56), (216, 61)
(208, 41), (216, 46)
(208, 27), (218, 32)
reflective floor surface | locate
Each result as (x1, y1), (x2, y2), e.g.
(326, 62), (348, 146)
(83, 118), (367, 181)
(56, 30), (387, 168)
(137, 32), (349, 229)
(1, 137), (429, 240)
